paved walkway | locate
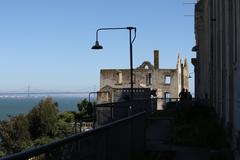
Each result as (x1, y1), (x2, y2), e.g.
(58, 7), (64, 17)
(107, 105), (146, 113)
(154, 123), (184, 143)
(145, 117), (173, 151)
(175, 150), (209, 160)
(145, 117), (210, 160)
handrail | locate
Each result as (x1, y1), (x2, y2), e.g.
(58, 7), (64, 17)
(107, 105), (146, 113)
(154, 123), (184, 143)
(1, 112), (145, 160)
(95, 98), (151, 107)
(95, 97), (178, 107)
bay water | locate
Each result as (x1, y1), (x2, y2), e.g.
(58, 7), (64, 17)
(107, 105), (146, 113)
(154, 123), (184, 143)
(0, 94), (88, 120)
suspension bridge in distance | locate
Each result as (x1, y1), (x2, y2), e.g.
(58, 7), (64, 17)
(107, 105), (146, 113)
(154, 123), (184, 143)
(0, 91), (92, 99)
(0, 90), (92, 97)
(0, 91), (90, 96)
(0, 85), (96, 97)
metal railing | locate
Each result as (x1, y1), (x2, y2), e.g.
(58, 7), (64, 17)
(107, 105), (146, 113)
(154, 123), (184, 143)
(95, 98), (186, 126)
(95, 99), (154, 125)
(1, 97), (190, 160)
(153, 97), (197, 110)
(1, 112), (146, 160)
(155, 98), (180, 110)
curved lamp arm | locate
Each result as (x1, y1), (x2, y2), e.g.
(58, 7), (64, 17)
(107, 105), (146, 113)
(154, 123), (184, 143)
(92, 27), (137, 49)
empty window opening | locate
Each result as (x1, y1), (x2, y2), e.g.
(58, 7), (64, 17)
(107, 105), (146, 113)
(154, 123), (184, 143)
(146, 73), (152, 85)
(164, 92), (171, 103)
(117, 72), (122, 84)
(133, 74), (136, 83)
(165, 76), (171, 84)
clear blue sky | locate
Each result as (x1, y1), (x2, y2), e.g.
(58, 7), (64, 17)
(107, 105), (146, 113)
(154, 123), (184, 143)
(0, 0), (196, 93)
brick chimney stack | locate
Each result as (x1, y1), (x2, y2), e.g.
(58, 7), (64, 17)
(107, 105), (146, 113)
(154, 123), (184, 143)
(154, 50), (159, 69)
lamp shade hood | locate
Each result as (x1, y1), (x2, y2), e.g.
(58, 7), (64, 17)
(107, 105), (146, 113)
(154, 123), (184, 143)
(192, 45), (198, 52)
(92, 41), (103, 49)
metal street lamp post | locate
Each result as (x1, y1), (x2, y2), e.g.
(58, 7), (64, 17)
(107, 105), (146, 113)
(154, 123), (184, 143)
(91, 27), (137, 101)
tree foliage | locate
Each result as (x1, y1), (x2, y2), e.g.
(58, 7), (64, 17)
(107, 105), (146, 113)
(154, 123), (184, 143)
(33, 136), (59, 147)
(77, 99), (96, 117)
(57, 111), (75, 136)
(58, 111), (75, 123)
(0, 115), (32, 154)
(76, 98), (89, 119)
(77, 99), (88, 112)
(0, 97), (89, 156)
(28, 97), (59, 138)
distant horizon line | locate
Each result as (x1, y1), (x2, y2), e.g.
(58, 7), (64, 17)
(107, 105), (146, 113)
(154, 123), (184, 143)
(0, 91), (91, 95)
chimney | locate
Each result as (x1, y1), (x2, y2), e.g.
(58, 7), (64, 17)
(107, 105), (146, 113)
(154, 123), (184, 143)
(154, 50), (159, 69)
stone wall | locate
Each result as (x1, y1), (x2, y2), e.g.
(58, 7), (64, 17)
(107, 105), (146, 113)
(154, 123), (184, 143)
(99, 51), (189, 110)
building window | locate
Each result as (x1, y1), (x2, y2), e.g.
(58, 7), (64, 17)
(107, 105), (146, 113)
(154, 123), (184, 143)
(164, 92), (171, 103)
(149, 73), (152, 85)
(117, 72), (122, 84)
(164, 76), (171, 84)
(146, 73), (152, 85)
(133, 74), (136, 83)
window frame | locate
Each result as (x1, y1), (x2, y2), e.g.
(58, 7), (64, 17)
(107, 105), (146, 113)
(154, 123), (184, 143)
(164, 75), (171, 85)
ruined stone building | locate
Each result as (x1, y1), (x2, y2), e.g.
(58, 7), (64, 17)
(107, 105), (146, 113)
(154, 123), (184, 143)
(193, 0), (240, 158)
(98, 50), (189, 110)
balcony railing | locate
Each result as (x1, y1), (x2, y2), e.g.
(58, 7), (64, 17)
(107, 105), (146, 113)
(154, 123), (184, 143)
(95, 99), (153, 125)
(1, 98), (187, 160)
(1, 111), (145, 160)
